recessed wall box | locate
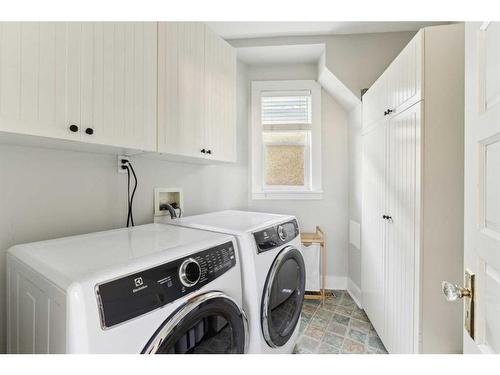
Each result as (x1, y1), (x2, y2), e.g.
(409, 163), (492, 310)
(154, 188), (183, 219)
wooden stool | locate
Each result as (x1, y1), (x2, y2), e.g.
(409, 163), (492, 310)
(300, 226), (326, 304)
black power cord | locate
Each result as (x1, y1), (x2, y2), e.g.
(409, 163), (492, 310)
(122, 159), (138, 227)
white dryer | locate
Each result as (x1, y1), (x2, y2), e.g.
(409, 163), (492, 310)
(157, 210), (306, 354)
(7, 224), (247, 354)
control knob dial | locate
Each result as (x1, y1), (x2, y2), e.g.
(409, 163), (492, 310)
(179, 258), (201, 287)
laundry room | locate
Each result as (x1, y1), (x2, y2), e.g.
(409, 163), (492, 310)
(1, 1), (500, 374)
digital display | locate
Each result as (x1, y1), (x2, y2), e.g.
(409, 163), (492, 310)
(253, 220), (299, 253)
(95, 241), (236, 329)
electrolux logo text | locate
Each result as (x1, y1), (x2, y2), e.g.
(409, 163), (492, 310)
(133, 277), (148, 293)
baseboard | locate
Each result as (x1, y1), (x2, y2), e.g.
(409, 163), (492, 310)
(324, 276), (363, 309)
(347, 278), (363, 309)
(325, 275), (347, 290)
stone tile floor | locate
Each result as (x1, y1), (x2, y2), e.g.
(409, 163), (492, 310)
(293, 290), (388, 354)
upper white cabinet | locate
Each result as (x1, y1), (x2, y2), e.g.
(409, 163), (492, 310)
(362, 24), (465, 354)
(0, 22), (157, 152)
(0, 22), (236, 161)
(362, 32), (422, 129)
(157, 22), (237, 162)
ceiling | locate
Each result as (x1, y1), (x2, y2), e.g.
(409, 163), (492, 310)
(206, 21), (449, 40)
(237, 44), (325, 65)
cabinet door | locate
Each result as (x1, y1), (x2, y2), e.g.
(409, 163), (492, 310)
(386, 31), (422, 115)
(204, 26), (237, 162)
(79, 22), (157, 151)
(363, 31), (422, 130)
(362, 75), (387, 129)
(361, 120), (387, 341)
(158, 22), (206, 158)
(384, 102), (421, 353)
(0, 22), (80, 140)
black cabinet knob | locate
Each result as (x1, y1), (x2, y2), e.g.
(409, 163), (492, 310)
(85, 128), (94, 135)
(382, 215), (388, 219)
(201, 149), (206, 154)
(383, 110), (388, 116)
(69, 124), (79, 132)
(387, 109), (394, 114)
(206, 149), (212, 155)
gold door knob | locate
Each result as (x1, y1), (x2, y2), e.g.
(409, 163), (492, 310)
(442, 281), (472, 301)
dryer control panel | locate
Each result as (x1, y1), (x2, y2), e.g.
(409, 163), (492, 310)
(253, 220), (300, 253)
(95, 241), (236, 329)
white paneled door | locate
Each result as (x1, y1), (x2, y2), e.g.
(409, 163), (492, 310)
(462, 22), (500, 354)
(384, 102), (420, 353)
(361, 120), (387, 341)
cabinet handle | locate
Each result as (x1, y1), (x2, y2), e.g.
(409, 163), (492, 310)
(201, 149), (206, 154)
(85, 128), (94, 135)
(384, 110), (388, 116)
(382, 215), (388, 219)
(387, 109), (394, 115)
(69, 124), (79, 132)
(206, 149), (212, 155)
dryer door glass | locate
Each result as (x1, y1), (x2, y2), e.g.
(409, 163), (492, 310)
(142, 292), (247, 354)
(262, 246), (306, 347)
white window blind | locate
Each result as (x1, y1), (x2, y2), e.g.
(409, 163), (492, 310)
(261, 92), (312, 125)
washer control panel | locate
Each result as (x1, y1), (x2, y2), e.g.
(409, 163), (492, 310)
(95, 241), (236, 329)
(253, 219), (299, 253)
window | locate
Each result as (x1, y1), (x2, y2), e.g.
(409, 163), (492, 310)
(251, 80), (322, 200)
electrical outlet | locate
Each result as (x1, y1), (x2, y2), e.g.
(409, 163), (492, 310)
(118, 155), (130, 174)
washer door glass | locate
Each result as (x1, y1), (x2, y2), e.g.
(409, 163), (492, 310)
(143, 292), (247, 354)
(261, 246), (306, 347)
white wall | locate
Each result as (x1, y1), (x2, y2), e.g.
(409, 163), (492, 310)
(245, 63), (350, 289)
(347, 104), (363, 295)
(230, 31), (416, 97)
(0, 63), (249, 354)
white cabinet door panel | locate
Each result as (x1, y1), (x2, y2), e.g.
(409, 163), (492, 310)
(384, 102), (420, 353)
(80, 22), (156, 151)
(363, 31), (422, 131)
(205, 26), (236, 162)
(386, 32), (422, 115)
(361, 120), (387, 340)
(362, 76), (386, 129)
(0, 22), (79, 140)
(158, 22), (205, 157)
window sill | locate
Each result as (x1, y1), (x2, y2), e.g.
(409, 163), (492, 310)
(251, 190), (323, 200)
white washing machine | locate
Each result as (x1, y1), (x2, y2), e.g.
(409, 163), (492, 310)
(7, 223), (247, 354)
(157, 210), (306, 354)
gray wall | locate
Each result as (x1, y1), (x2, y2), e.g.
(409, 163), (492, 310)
(244, 63), (350, 288)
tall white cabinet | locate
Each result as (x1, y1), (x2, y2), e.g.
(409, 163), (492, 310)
(361, 24), (465, 353)
(0, 22), (157, 151)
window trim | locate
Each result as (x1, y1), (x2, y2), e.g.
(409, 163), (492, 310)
(251, 80), (322, 200)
